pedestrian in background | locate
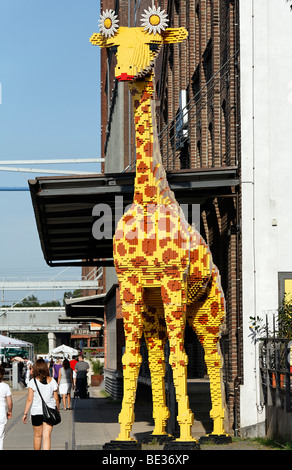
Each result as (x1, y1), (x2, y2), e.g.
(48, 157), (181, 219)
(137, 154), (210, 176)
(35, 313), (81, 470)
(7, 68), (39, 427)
(49, 356), (54, 376)
(58, 359), (73, 410)
(75, 355), (89, 399)
(53, 358), (62, 382)
(0, 365), (12, 450)
(24, 359), (33, 386)
(70, 355), (78, 388)
(22, 358), (59, 450)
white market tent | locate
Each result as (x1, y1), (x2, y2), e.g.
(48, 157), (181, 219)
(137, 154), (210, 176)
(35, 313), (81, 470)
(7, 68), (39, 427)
(0, 334), (32, 347)
(49, 344), (78, 358)
(0, 334), (34, 360)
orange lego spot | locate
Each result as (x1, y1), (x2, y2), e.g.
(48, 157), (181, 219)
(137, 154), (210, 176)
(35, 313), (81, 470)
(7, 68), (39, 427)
(117, 243), (127, 257)
(164, 266), (180, 278)
(198, 314), (208, 325)
(161, 286), (171, 303)
(167, 279), (181, 292)
(134, 192), (143, 204)
(190, 250), (199, 263)
(144, 141), (153, 156)
(137, 174), (148, 184)
(211, 301), (219, 317)
(142, 238), (156, 256)
(137, 161), (149, 173)
(131, 256), (148, 267)
(162, 248), (178, 264)
(136, 137), (144, 148)
(174, 231), (187, 249)
(124, 214), (134, 225)
(128, 274), (139, 285)
(145, 185), (157, 198)
(173, 309), (183, 320)
(123, 288), (135, 303)
(206, 326), (220, 336)
(136, 151), (142, 160)
(159, 238), (168, 249)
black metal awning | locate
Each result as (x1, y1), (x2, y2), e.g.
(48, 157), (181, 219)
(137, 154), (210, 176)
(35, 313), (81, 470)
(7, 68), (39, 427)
(28, 167), (239, 267)
(59, 294), (105, 323)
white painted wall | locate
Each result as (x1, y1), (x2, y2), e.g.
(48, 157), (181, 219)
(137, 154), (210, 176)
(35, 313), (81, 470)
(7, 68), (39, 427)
(240, 0), (292, 436)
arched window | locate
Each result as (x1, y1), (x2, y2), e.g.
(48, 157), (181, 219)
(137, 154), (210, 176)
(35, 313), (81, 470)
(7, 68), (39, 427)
(208, 122), (213, 167)
(221, 100), (227, 166)
(207, 0), (212, 40)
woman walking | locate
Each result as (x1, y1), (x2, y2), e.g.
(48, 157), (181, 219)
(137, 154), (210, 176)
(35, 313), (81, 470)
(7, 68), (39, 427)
(58, 358), (73, 410)
(53, 358), (62, 382)
(22, 358), (59, 450)
(0, 365), (12, 450)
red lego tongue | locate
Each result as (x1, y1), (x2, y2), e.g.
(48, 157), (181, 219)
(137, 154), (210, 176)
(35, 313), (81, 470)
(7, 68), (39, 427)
(117, 73), (134, 81)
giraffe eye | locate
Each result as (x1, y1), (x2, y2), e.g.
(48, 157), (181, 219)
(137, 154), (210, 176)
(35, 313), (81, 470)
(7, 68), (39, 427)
(149, 43), (160, 53)
(99, 9), (119, 38)
(140, 6), (169, 35)
(110, 45), (118, 54)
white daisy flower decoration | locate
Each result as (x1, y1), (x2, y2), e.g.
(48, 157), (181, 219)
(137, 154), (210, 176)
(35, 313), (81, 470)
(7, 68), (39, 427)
(98, 9), (119, 38)
(141, 6), (169, 35)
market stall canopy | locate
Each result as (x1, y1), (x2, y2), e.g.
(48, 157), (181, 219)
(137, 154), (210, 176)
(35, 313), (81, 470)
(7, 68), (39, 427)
(49, 344), (78, 358)
(0, 334), (32, 347)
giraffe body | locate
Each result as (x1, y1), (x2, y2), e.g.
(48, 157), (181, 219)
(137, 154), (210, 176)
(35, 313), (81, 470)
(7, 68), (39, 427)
(91, 11), (229, 443)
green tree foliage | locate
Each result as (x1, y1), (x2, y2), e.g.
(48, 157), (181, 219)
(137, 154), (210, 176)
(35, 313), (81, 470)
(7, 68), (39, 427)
(278, 296), (292, 339)
(63, 290), (82, 305)
(16, 333), (48, 355)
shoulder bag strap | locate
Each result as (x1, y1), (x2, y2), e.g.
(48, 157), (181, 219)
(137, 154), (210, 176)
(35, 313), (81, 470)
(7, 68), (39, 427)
(34, 378), (45, 404)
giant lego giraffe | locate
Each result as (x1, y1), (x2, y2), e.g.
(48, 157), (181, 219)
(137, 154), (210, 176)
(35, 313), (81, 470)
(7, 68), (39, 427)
(91, 6), (230, 448)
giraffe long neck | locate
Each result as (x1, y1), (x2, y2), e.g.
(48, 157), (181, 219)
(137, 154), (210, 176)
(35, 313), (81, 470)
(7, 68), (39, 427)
(129, 75), (176, 207)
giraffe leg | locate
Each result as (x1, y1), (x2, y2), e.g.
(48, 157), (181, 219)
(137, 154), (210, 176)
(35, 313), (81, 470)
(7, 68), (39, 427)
(143, 304), (170, 436)
(117, 284), (144, 442)
(161, 281), (195, 442)
(189, 276), (228, 438)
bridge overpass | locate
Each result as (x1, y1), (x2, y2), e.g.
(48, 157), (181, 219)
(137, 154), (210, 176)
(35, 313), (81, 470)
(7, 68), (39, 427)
(0, 306), (76, 333)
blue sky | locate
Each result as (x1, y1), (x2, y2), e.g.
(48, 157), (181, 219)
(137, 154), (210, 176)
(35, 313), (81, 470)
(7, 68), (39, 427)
(0, 0), (101, 303)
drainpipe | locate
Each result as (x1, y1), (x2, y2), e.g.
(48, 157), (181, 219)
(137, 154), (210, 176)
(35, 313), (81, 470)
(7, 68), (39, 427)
(128, 0), (132, 167)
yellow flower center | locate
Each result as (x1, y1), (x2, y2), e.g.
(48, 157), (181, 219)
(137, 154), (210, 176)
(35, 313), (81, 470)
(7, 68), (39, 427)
(104, 18), (112, 29)
(149, 14), (161, 26)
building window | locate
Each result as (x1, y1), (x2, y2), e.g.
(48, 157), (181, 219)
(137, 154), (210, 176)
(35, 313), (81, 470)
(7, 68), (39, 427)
(278, 272), (292, 305)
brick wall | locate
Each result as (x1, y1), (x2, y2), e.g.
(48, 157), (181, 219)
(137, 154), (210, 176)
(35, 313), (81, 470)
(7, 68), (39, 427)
(158, 0), (239, 171)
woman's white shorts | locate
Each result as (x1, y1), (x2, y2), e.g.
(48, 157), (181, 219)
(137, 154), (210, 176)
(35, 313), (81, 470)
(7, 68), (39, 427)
(59, 383), (71, 395)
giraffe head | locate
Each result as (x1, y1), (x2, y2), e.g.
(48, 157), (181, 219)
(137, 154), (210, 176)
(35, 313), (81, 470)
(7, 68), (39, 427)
(90, 6), (188, 82)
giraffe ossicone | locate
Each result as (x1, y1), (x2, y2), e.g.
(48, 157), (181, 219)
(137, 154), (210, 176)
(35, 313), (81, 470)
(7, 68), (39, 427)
(140, 5), (169, 35)
(91, 14), (230, 447)
(98, 9), (119, 38)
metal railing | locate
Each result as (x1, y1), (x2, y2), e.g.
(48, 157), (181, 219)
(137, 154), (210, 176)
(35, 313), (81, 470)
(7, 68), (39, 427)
(259, 338), (292, 413)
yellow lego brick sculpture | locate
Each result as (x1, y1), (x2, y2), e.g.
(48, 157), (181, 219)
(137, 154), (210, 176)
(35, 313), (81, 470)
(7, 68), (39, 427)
(91, 6), (230, 448)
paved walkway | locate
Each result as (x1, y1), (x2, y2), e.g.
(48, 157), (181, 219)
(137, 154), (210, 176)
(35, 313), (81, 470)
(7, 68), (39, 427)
(2, 384), (277, 453)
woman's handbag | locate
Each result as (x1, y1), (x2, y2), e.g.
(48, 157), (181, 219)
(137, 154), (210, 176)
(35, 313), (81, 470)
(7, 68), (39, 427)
(34, 378), (61, 426)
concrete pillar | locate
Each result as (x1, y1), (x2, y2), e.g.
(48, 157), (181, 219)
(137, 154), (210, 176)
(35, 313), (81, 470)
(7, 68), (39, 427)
(12, 361), (19, 390)
(48, 332), (56, 352)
